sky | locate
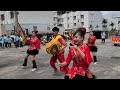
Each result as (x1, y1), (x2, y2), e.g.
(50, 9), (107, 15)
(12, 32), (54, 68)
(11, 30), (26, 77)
(101, 11), (120, 16)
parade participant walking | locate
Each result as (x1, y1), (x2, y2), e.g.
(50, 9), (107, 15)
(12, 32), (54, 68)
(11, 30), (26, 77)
(21, 31), (41, 71)
(58, 28), (95, 79)
(87, 31), (98, 64)
(8, 36), (12, 48)
(46, 27), (69, 74)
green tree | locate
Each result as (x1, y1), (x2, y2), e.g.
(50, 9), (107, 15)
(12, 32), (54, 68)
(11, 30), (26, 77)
(95, 25), (99, 30)
(110, 22), (115, 30)
(102, 19), (108, 28)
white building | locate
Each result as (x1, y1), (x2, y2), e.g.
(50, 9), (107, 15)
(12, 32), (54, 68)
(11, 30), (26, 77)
(61, 11), (103, 32)
(104, 14), (120, 31)
(0, 11), (65, 35)
(0, 11), (54, 25)
(53, 11), (63, 27)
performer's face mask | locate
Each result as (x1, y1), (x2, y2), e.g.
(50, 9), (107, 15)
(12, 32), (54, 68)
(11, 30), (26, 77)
(73, 33), (83, 45)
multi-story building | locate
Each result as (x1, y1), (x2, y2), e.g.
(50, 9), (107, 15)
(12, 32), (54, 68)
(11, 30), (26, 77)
(53, 11), (67, 27)
(61, 11), (103, 32)
(104, 14), (120, 31)
(0, 11), (65, 36)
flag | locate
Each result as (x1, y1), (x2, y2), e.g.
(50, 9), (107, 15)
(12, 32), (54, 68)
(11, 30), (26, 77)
(17, 22), (27, 45)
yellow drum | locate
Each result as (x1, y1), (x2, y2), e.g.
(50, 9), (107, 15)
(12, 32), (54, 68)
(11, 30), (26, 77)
(46, 35), (62, 55)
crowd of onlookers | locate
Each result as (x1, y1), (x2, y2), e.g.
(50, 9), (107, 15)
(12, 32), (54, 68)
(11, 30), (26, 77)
(0, 33), (69, 49)
(0, 34), (23, 49)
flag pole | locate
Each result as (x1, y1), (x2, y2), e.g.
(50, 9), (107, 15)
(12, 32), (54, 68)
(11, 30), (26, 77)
(14, 11), (19, 35)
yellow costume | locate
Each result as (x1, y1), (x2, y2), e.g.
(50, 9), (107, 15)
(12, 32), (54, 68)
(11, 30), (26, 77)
(45, 35), (62, 54)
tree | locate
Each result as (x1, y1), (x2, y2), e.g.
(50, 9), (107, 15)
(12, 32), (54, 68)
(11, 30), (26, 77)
(102, 19), (108, 28)
(95, 25), (99, 30)
(118, 21), (120, 24)
(110, 22), (115, 30)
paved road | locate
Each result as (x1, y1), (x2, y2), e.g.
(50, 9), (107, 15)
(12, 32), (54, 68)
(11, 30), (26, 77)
(0, 39), (120, 79)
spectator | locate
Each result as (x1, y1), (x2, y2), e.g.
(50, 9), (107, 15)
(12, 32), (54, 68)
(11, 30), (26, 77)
(8, 36), (12, 48)
(4, 34), (8, 48)
(101, 32), (106, 43)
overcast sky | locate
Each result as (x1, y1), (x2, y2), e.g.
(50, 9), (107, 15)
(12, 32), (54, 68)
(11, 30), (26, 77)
(101, 11), (120, 16)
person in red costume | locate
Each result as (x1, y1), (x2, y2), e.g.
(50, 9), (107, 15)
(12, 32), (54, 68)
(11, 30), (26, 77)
(69, 27), (86, 46)
(87, 31), (98, 64)
(21, 31), (41, 71)
(58, 28), (95, 79)
(50, 27), (69, 75)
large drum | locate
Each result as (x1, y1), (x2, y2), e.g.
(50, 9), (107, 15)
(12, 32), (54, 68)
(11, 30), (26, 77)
(45, 35), (62, 55)
(46, 42), (60, 54)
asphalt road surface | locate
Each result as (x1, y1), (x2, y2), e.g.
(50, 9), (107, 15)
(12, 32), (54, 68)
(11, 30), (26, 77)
(0, 39), (120, 79)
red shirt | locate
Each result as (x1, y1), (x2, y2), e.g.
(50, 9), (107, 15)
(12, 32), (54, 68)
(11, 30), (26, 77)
(87, 36), (96, 46)
(28, 37), (41, 50)
(58, 37), (67, 46)
(65, 44), (93, 79)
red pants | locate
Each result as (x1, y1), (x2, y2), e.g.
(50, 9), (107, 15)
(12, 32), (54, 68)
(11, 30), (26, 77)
(50, 51), (69, 74)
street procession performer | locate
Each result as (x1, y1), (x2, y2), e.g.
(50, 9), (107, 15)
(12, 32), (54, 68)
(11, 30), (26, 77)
(45, 27), (69, 74)
(58, 28), (95, 79)
(87, 31), (98, 64)
(21, 31), (41, 72)
(68, 27), (86, 46)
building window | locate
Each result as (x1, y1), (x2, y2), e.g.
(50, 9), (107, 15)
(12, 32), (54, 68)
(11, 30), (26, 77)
(67, 11), (70, 13)
(61, 18), (63, 22)
(67, 24), (69, 28)
(17, 12), (19, 15)
(1, 14), (5, 21)
(67, 17), (69, 20)
(74, 16), (76, 20)
(57, 19), (60, 22)
(81, 15), (84, 19)
(10, 11), (14, 19)
(33, 26), (37, 31)
(81, 22), (84, 25)
(58, 24), (63, 27)
(74, 23), (76, 26)
(53, 17), (57, 21)
(57, 12), (61, 15)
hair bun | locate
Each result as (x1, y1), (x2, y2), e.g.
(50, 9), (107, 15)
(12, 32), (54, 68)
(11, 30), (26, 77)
(81, 27), (86, 34)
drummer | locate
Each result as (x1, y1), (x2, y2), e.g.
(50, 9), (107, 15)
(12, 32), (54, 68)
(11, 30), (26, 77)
(49, 27), (69, 75)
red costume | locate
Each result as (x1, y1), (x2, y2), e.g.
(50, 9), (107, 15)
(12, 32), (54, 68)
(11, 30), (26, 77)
(87, 36), (96, 46)
(28, 37), (41, 50)
(22, 37), (41, 69)
(50, 37), (69, 74)
(65, 44), (93, 79)
(69, 27), (86, 45)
